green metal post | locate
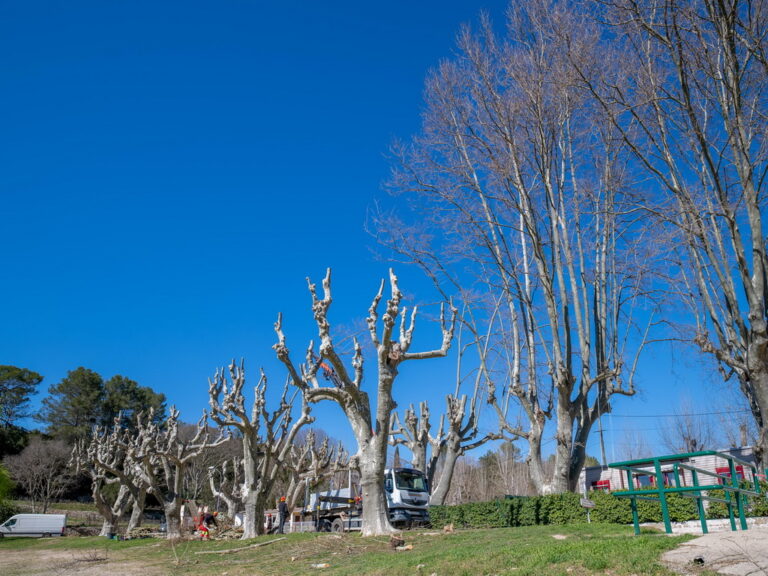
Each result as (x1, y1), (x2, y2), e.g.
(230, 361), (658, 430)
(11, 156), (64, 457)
(726, 490), (737, 531)
(654, 458), (672, 534)
(730, 459), (748, 530)
(630, 497), (640, 536)
(690, 468), (708, 534)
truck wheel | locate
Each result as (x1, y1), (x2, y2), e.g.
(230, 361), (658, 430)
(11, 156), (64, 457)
(318, 520), (332, 532)
(331, 519), (345, 533)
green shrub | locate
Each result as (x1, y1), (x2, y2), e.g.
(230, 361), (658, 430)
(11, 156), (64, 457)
(541, 492), (587, 525)
(430, 484), (733, 532)
(0, 499), (18, 522)
(749, 481), (768, 516)
(429, 503), (464, 528)
(588, 490), (633, 524)
(0, 464), (16, 522)
(706, 481), (768, 519)
(517, 496), (540, 526)
(431, 493), (589, 529)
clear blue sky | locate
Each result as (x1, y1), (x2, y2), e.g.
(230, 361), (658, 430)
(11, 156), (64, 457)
(0, 0), (735, 460)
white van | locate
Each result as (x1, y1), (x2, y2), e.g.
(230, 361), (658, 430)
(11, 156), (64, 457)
(0, 514), (67, 537)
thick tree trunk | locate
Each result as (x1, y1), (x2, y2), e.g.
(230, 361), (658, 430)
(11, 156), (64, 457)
(742, 361), (768, 472)
(525, 418), (552, 494)
(241, 489), (260, 539)
(94, 482), (130, 537)
(429, 446), (459, 506)
(94, 494), (118, 537)
(162, 467), (185, 539)
(163, 499), (183, 539)
(550, 402), (576, 494)
(222, 494), (239, 521)
(240, 437), (261, 539)
(359, 440), (394, 537)
(126, 489), (146, 532)
(411, 444), (427, 476)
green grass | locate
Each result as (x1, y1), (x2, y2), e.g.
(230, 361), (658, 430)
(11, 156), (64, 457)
(0, 524), (693, 576)
(10, 500), (99, 512)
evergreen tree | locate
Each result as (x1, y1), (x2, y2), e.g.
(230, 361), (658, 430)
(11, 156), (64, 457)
(37, 367), (105, 443)
(0, 365), (43, 456)
(102, 375), (166, 427)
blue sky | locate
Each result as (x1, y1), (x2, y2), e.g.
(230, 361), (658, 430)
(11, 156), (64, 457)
(1, 0), (738, 460)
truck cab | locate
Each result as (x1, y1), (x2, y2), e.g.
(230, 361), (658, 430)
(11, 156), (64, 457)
(384, 467), (430, 527)
(305, 467), (430, 532)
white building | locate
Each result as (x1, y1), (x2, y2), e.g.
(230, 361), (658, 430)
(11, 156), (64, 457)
(579, 447), (760, 494)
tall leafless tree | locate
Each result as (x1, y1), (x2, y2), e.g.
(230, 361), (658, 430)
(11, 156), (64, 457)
(274, 269), (456, 536)
(128, 408), (227, 539)
(208, 362), (311, 539)
(576, 0), (768, 469)
(380, 2), (651, 493)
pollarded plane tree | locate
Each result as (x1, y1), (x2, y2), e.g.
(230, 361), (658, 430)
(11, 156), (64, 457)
(389, 312), (502, 505)
(207, 456), (244, 521)
(283, 428), (349, 510)
(381, 3), (652, 494)
(71, 427), (134, 536)
(127, 407), (228, 539)
(274, 269), (456, 536)
(208, 362), (312, 539)
(390, 395), (501, 505)
(576, 0), (768, 470)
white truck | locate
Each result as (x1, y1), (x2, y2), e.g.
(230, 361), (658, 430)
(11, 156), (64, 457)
(306, 467), (430, 532)
(0, 514), (67, 538)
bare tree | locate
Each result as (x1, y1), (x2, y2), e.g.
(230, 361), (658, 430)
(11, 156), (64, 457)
(128, 408), (227, 539)
(74, 422), (150, 533)
(274, 269), (456, 536)
(659, 398), (719, 454)
(208, 362), (311, 539)
(389, 315), (501, 504)
(282, 428), (349, 510)
(207, 457), (243, 520)
(4, 437), (74, 513)
(71, 427), (134, 536)
(575, 0), (768, 469)
(442, 455), (480, 504)
(390, 394), (500, 505)
(718, 404), (758, 450)
(617, 428), (654, 462)
(380, 2), (651, 494)
(178, 421), (222, 502)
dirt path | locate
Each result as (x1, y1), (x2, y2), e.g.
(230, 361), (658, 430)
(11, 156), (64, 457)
(3, 547), (167, 576)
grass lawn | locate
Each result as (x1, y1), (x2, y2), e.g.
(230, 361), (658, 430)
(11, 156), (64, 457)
(0, 523), (695, 576)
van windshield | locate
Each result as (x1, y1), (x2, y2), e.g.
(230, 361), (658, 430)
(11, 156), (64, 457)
(394, 470), (428, 493)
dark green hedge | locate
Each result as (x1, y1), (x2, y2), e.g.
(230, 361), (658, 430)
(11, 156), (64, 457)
(430, 485), (768, 529)
(0, 500), (18, 523)
(705, 482), (768, 519)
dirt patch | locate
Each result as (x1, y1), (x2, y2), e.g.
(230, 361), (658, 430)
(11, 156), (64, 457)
(2, 547), (166, 576)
